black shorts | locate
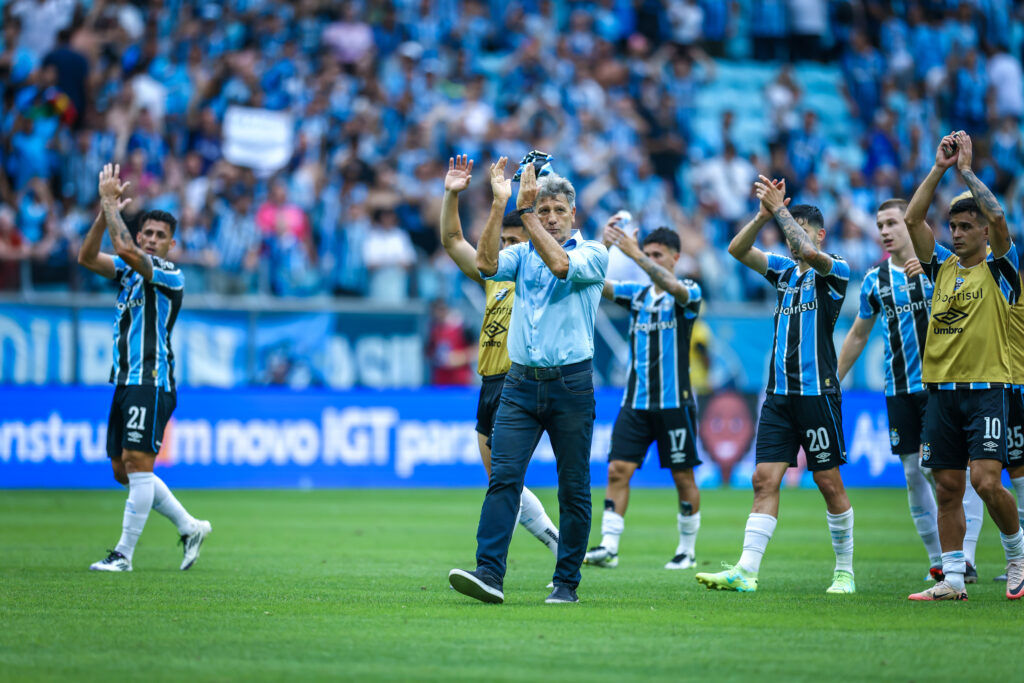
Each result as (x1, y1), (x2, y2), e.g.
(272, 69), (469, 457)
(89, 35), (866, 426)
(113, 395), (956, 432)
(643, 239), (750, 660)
(106, 385), (176, 459)
(885, 391), (929, 456)
(921, 388), (1007, 470)
(475, 374), (506, 442)
(755, 393), (846, 471)
(1007, 386), (1024, 468)
(608, 405), (701, 470)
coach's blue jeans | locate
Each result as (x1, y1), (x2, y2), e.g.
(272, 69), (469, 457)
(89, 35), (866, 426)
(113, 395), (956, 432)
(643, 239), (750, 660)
(474, 361), (595, 589)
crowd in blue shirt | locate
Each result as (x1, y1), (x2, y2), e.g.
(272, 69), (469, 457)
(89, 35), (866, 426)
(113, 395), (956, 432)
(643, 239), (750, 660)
(0, 0), (1022, 306)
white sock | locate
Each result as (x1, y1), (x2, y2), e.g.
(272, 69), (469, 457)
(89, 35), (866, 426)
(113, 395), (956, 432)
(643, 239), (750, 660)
(941, 550), (967, 591)
(901, 454), (941, 566)
(737, 513), (777, 574)
(151, 475), (198, 536)
(600, 504), (625, 555)
(115, 472), (155, 561)
(1011, 477), (1024, 527)
(518, 486), (559, 555)
(962, 472), (984, 567)
(826, 507), (854, 574)
(1000, 527), (1024, 562)
(675, 510), (701, 557)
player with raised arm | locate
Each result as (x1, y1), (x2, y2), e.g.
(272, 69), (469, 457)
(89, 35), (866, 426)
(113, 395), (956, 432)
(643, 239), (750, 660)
(440, 155), (560, 556)
(903, 132), (1024, 601)
(837, 199), (984, 582)
(583, 221), (703, 571)
(78, 163), (210, 572)
(696, 177), (856, 594)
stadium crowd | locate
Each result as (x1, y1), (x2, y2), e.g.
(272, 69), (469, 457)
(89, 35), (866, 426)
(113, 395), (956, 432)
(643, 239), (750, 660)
(0, 0), (1023, 305)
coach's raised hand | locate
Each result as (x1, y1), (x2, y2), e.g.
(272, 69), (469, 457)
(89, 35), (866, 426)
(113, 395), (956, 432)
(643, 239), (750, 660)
(516, 158), (538, 210)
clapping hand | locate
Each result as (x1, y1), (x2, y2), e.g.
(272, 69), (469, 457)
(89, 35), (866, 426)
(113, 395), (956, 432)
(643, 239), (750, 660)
(754, 175), (788, 214)
(754, 178), (788, 219)
(490, 157), (512, 205)
(445, 155), (473, 193)
(516, 158), (538, 210)
(953, 130), (972, 172)
(98, 163), (132, 210)
(604, 222), (641, 258)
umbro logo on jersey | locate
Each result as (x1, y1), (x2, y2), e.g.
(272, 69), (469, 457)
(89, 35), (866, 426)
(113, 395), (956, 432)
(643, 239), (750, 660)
(493, 287), (510, 302)
(933, 309), (968, 326)
(879, 285), (892, 296)
(483, 320), (508, 339)
(983, 441), (999, 452)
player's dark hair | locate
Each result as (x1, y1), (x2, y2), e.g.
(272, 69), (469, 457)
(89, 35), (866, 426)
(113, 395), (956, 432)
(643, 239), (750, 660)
(642, 227), (681, 253)
(790, 204), (824, 231)
(139, 209), (178, 236)
(950, 196), (982, 219)
(502, 212), (524, 229)
(877, 198), (907, 214)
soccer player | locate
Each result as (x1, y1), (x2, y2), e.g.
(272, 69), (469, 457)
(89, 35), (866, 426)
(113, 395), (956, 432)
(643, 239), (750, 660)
(584, 221), (703, 570)
(77, 164), (210, 572)
(837, 199), (984, 581)
(696, 177), (856, 594)
(439, 154), (559, 555)
(995, 261), (1024, 583)
(904, 132), (1024, 601)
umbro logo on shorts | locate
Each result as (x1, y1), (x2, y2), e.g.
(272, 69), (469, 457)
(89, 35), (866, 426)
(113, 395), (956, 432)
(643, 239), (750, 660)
(815, 452), (831, 463)
(127, 431), (143, 443)
(983, 441), (999, 451)
(1010, 449), (1023, 459)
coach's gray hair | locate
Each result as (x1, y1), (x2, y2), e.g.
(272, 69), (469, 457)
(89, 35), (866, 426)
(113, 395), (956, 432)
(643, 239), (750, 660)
(535, 173), (576, 209)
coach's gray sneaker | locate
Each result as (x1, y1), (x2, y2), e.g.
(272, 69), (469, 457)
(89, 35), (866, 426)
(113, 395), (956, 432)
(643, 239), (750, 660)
(449, 568), (504, 604)
(90, 550), (131, 572)
(965, 562), (977, 584)
(584, 545), (618, 568)
(179, 520), (212, 571)
(545, 584), (579, 604)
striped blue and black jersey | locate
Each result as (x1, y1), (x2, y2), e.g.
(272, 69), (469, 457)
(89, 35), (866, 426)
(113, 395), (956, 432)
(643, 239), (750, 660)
(110, 255), (184, 391)
(613, 281), (702, 410)
(858, 259), (933, 396)
(763, 253), (850, 396)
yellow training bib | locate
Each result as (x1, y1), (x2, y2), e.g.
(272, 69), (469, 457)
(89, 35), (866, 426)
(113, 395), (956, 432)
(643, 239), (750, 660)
(478, 280), (514, 377)
(923, 255), (1012, 386)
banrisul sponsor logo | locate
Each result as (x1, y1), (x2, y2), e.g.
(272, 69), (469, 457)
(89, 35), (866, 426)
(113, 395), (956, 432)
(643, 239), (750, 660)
(776, 300), (818, 316)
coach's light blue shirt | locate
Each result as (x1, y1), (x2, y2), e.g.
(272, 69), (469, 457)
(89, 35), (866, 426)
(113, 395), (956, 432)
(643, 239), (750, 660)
(484, 230), (608, 367)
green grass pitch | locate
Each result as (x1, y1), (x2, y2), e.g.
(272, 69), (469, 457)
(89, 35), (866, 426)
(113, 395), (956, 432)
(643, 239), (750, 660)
(2, 487), (1022, 682)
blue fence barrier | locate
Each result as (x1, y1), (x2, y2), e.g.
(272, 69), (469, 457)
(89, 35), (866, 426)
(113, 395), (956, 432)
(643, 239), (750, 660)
(0, 386), (905, 489)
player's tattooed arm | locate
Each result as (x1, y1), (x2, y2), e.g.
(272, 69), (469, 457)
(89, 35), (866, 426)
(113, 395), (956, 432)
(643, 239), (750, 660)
(955, 131), (1011, 256)
(605, 223), (690, 304)
(98, 163), (152, 280)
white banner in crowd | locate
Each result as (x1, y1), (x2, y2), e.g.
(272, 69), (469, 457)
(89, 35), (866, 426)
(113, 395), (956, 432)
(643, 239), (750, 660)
(222, 106), (294, 173)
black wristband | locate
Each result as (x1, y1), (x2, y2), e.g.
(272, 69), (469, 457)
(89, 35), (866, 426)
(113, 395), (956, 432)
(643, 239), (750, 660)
(517, 206), (535, 217)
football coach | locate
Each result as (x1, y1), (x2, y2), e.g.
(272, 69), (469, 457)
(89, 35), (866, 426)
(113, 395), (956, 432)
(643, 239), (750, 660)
(449, 159), (609, 604)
